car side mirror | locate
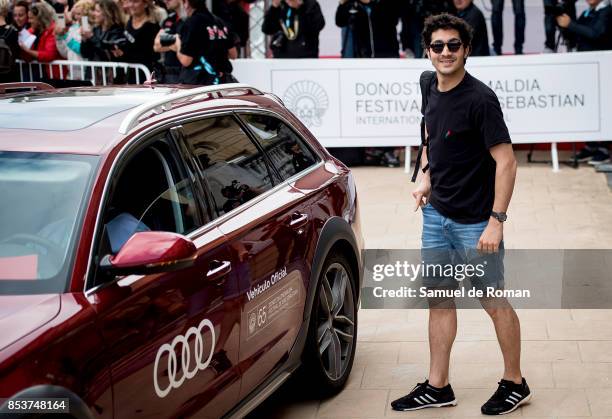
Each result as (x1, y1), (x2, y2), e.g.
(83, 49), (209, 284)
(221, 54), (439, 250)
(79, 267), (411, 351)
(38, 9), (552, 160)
(100, 231), (197, 276)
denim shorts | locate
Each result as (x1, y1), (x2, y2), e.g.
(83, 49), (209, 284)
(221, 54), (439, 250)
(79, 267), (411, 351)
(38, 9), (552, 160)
(421, 203), (504, 291)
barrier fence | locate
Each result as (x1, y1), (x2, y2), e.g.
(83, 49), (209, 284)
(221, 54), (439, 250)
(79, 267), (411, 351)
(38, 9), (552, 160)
(16, 59), (152, 86)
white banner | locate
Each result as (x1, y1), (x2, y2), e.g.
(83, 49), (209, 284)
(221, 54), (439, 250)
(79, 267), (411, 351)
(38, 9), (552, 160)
(233, 51), (612, 147)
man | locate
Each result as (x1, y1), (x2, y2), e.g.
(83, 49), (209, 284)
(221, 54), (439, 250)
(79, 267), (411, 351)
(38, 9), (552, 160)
(557, 0), (611, 164)
(491, 0), (525, 54)
(261, 0), (325, 58)
(171, 0), (237, 85)
(453, 0), (489, 56)
(390, 14), (529, 415)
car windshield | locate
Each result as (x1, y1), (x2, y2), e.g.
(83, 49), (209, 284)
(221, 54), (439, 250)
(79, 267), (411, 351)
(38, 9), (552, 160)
(0, 152), (98, 294)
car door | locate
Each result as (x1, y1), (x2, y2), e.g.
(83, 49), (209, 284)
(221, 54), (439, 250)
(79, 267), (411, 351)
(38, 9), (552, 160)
(179, 113), (316, 400)
(86, 130), (241, 419)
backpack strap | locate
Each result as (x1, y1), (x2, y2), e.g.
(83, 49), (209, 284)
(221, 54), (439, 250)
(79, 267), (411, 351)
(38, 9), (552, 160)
(411, 70), (436, 183)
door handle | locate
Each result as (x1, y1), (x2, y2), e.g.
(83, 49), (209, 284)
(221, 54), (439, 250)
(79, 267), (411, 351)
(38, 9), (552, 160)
(206, 260), (231, 282)
(288, 212), (308, 229)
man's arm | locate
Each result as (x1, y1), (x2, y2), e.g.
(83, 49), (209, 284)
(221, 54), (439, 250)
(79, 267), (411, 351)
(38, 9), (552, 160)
(558, 9), (611, 40)
(478, 143), (517, 253)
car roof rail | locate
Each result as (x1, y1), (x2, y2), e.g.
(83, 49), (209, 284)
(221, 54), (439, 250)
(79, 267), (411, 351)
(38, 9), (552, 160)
(0, 82), (55, 95)
(118, 83), (263, 134)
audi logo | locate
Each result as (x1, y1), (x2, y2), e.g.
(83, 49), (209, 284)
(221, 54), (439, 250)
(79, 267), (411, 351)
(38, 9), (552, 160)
(153, 318), (216, 398)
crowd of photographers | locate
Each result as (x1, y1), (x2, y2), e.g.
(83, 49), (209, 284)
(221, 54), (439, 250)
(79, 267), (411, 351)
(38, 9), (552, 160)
(0, 0), (611, 162)
(1, 0), (611, 83)
(0, 0), (252, 83)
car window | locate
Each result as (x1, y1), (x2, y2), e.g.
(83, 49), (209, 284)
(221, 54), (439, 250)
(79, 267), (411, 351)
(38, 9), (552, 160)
(181, 115), (274, 218)
(0, 152), (97, 294)
(99, 135), (199, 258)
(240, 113), (318, 180)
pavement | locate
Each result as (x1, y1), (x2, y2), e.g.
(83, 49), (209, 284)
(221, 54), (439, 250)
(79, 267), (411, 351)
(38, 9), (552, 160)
(248, 150), (612, 419)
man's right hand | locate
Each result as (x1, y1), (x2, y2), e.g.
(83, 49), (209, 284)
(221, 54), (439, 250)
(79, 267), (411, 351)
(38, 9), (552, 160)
(412, 179), (431, 211)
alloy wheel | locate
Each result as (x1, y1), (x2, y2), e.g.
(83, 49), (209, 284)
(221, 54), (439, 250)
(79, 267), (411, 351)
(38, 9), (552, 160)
(316, 262), (355, 381)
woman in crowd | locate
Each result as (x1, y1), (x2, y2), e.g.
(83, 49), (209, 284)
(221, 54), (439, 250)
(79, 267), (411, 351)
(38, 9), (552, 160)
(12, 1), (29, 31)
(19, 2), (62, 78)
(56, 0), (94, 62)
(80, 0), (125, 62)
(112, 0), (159, 72)
(0, 0), (19, 82)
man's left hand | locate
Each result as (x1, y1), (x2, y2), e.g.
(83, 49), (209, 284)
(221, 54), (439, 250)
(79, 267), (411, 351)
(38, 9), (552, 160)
(477, 219), (503, 254)
(556, 14), (571, 28)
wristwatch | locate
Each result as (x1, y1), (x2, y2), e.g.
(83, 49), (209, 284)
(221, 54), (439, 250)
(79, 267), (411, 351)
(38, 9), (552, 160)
(491, 211), (508, 223)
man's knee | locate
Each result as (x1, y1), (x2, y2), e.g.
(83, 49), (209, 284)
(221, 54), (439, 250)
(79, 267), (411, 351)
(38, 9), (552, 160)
(480, 297), (513, 318)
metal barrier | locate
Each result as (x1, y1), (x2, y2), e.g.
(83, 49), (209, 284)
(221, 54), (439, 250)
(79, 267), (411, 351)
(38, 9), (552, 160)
(15, 59), (152, 86)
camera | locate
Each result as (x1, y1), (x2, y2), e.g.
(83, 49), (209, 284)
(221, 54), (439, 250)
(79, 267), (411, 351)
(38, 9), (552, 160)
(544, 0), (567, 17)
(102, 38), (129, 50)
(270, 31), (286, 49)
(159, 32), (177, 47)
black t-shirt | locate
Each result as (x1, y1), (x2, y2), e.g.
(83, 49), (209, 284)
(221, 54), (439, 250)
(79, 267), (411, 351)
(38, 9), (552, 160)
(425, 72), (511, 224)
(179, 9), (233, 75)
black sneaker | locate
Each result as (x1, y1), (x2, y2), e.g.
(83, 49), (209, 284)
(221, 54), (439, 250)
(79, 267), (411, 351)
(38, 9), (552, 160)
(481, 378), (531, 415)
(576, 147), (595, 162)
(588, 149), (611, 165)
(391, 380), (457, 411)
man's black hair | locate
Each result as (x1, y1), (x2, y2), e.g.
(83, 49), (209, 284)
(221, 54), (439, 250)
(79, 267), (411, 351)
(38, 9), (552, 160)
(421, 13), (473, 52)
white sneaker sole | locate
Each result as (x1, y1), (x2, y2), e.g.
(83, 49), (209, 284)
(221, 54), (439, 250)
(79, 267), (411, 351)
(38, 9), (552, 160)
(588, 159), (611, 165)
(487, 392), (532, 415)
(393, 400), (457, 411)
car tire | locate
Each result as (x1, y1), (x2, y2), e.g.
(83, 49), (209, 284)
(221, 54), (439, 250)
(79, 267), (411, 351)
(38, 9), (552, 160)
(302, 252), (358, 398)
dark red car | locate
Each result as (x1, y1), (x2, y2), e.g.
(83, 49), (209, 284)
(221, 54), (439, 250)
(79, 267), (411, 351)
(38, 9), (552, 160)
(0, 83), (363, 418)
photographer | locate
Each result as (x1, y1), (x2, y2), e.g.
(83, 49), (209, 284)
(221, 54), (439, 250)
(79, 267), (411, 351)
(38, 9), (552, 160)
(336, 0), (408, 58)
(555, 0), (611, 51)
(170, 0), (236, 85)
(262, 0), (325, 58)
(153, 0), (183, 82)
(544, 0), (576, 52)
(81, 0), (125, 62)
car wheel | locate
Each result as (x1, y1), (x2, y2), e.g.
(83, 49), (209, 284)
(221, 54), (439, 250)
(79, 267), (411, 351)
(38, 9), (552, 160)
(303, 252), (358, 397)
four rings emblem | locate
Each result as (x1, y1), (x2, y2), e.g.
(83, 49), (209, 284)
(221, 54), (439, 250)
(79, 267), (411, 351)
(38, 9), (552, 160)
(153, 318), (216, 398)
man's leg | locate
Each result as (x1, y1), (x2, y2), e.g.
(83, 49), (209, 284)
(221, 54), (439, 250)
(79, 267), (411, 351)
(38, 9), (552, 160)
(391, 204), (458, 411)
(512, 0), (526, 54)
(491, 0), (505, 54)
(481, 298), (523, 383)
(428, 304), (457, 387)
(543, 1), (557, 51)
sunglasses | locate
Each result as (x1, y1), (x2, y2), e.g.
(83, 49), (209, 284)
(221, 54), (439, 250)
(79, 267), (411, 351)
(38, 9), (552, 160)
(429, 40), (463, 54)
